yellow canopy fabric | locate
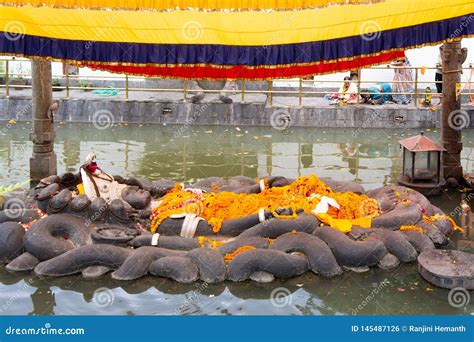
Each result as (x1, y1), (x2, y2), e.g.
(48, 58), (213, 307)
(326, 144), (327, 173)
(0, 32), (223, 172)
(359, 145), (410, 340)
(0, 1), (471, 45)
(0, 0), (472, 79)
(0, 0), (386, 11)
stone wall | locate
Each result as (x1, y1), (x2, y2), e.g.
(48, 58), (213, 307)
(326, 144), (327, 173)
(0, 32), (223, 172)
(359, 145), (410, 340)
(1, 96), (473, 129)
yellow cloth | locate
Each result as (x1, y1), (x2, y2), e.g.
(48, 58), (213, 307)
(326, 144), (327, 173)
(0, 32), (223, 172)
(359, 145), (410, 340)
(0, 1), (471, 46)
(0, 0), (385, 11)
(150, 175), (378, 233)
(316, 213), (372, 233)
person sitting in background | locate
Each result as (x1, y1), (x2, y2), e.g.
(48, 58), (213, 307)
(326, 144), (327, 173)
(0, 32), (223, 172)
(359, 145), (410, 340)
(391, 57), (413, 104)
(360, 83), (393, 104)
(350, 70), (359, 82)
(330, 76), (359, 104)
(422, 86), (432, 107)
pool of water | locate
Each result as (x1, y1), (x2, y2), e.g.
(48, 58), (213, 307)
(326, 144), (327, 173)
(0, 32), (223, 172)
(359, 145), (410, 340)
(0, 122), (473, 315)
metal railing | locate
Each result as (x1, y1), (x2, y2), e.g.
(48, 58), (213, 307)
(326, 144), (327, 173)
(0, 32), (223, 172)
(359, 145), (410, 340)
(0, 57), (473, 108)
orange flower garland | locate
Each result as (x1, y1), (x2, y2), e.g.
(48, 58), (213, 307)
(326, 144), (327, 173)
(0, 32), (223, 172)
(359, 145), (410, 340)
(197, 236), (225, 249)
(224, 246), (256, 261)
(422, 214), (464, 233)
(400, 225), (425, 233)
(150, 175), (379, 233)
(208, 218), (224, 233)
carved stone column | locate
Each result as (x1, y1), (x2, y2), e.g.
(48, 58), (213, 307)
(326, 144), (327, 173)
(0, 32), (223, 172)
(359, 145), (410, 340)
(441, 40), (467, 181)
(30, 60), (57, 181)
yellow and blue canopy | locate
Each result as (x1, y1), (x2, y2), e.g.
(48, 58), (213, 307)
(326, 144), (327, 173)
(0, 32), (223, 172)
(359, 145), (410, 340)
(0, 0), (472, 79)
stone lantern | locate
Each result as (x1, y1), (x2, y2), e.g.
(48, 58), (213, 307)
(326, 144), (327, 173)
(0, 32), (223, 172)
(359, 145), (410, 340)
(398, 132), (446, 196)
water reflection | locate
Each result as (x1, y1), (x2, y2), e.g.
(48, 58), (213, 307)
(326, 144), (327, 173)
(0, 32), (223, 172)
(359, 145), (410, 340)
(30, 287), (56, 316)
(3, 123), (469, 191)
(1, 264), (472, 316)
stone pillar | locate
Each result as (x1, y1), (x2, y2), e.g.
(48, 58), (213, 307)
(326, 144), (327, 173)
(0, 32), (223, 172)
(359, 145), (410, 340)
(441, 40), (467, 181)
(30, 60), (57, 182)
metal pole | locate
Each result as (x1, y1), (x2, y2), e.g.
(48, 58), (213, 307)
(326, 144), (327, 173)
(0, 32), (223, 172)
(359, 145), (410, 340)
(356, 69), (361, 104)
(241, 80), (245, 103)
(5, 60), (9, 98)
(298, 78), (302, 108)
(268, 80), (273, 106)
(65, 67), (70, 99)
(125, 75), (129, 101)
(414, 67), (418, 108)
(183, 80), (187, 102)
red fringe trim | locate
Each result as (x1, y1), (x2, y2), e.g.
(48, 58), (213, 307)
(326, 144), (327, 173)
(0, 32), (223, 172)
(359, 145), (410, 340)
(82, 50), (406, 80)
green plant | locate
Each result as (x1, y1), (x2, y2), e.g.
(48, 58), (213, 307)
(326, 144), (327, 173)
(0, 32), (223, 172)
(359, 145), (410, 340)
(0, 180), (29, 195)
(77, 80), (94, 90)
(52, 78), (62, 91)
(0, 61), (5, 85)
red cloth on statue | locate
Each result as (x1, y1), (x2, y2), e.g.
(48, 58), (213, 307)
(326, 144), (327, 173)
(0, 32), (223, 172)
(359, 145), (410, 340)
(87, 163), (98, 173)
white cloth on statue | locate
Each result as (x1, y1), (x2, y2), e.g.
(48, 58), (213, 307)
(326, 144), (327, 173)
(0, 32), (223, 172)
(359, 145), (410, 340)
(80, 168), (126, 203)
(312, 196), (340, 215)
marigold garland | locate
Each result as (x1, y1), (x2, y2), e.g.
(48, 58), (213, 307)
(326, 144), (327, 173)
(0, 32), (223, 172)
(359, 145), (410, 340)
(445, 216), (465, 233)
(208, 218), (224, 233)
(224, 246), (256, 261)
(422, 214), (465, 233)
(400, 225), (425, 233)
(150, 175), (380, 233)
(395, 191), (412, 206)
(197, 236), (225, 249)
